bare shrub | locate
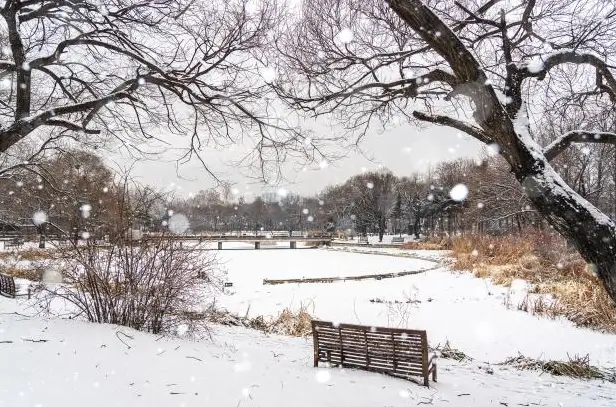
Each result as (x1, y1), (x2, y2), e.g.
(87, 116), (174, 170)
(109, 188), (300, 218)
(41, 237), (223, 335)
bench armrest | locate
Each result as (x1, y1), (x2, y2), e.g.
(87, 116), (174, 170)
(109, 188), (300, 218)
(428, 354), (438, 366)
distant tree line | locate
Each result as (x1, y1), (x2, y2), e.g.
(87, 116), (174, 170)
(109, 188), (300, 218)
(3, 137), (616, 243)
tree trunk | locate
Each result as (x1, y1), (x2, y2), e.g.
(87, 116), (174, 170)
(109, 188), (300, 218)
(413, 216), (421, 239)
(378, 217), (385, 242)
(513, 157), (616, 303)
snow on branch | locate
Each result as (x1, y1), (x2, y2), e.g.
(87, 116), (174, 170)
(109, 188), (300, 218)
(544, 130), (616, 161)
(520, 50), (616, 102)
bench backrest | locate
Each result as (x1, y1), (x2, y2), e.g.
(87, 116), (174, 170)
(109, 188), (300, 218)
(312, 320), (429, 380)
(0, 274), (16, 298)
(392, 237), (404, 243)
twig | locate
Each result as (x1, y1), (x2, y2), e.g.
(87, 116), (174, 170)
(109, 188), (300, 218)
(22, 338), (48, 343)
(0, 340), (13, 344)
(185, 355), (202, 362)
(116, 331), (133, 349)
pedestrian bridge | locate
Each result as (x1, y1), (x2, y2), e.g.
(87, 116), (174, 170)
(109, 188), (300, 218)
(142, 234), (333, 250)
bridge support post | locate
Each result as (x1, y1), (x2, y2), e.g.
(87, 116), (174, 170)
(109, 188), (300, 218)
(255, 241), (260, 249)
(290, 241), (296, 249)
(218, 242), (223, 250)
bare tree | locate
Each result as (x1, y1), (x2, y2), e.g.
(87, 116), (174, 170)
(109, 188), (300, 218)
(0, 0), (324, 182)
(275, 0), (616, 302)
(346, 170), (396, 242)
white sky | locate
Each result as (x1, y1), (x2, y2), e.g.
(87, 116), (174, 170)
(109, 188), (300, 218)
(110, 119), (483, 198)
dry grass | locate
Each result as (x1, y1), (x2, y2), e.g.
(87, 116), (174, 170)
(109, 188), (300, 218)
(0, 265), (43, 281)
(500, 353), (615, 382)
(0, 248), (58, 261)
(451, 230), (616, 333)
(402, 236), (453, 250)
(267, 307), (313, 337)
(431, 340), (472, 362)
(209, 304), (314, 337)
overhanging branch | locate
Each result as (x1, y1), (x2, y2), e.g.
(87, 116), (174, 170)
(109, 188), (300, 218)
(521, 50), (616, 102)
(544, 130), (616, 161)
(412, 110), (492, 145)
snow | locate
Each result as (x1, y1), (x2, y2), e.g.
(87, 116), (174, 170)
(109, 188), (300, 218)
(449, 183), (468, 201)
(1, 301), (615, 407)
(2, 246), (616, 406)
(216, 248), (616, 366)
(513, 105), (616, 228)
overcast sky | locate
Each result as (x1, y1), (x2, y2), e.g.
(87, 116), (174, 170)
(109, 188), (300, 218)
(109, 118), (484, 199)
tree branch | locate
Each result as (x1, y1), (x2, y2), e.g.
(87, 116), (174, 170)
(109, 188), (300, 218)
(520, 50), (616, 102)
(412, 110), (492, 145)
(544, 130), (616, 161)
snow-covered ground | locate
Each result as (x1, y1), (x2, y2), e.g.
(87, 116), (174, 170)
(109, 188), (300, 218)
(2, 245), (616, 406)
(215, 248), (616, 367)
(1, 306), (615, 407)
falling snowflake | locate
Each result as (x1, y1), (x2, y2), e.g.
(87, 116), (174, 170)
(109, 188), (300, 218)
(366, 182), (374, 189)
(319, 160), (329, 169)
(307, 216), (314, 222)
(449, 184), (468, 201)
(337, 28), (353, 43)
(472, 249), (479, 256)
(80, 204), (92, 219)
(526, 57), (544, 73)
(487, 143), (500, 156)
(81, 231), (91, 239)
(42, 267), (63, 284)
(168, 213), (190, 234)
(32, 211), (48, 226)
(302, 208), (309, 215)
(261, 67), (277, 82)
(477, 202), (484, 209)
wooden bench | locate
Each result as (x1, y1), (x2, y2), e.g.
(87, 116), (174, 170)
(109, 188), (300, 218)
(311, 320), (437, 387)
(0, 273), (32, 299)
(392, 237), (404, 244)
(0, 273), (16, 298)
(358, 236), (369, 244)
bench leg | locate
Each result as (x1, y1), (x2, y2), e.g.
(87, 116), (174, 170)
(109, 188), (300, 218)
(424, 375), (429, 387)
(432, 363), (437, 382)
